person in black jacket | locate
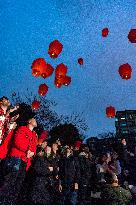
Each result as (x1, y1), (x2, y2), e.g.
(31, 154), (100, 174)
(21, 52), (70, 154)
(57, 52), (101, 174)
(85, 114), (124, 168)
(78, 147), (93, 204)
(59, 146), (80, 205)
(28, 146), (54, 205)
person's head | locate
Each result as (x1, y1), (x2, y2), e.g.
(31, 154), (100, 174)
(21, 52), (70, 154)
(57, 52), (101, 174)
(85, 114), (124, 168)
(0, 96), (10, 107)
(37, 130), (48, 148)
(56, 138), (61, 146)
(27, 117), (37, 128)
(36, 146), (45, 157)
(52, 143), (58, 153)
(74, 140), (82, 150)
(105, 172), (118, 185)
(45, 146), (52, 157)
(63, 146), (73, 157)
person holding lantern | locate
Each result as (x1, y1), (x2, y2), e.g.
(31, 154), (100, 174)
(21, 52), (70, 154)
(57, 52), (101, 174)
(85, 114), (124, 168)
(0, 116), (37, 205)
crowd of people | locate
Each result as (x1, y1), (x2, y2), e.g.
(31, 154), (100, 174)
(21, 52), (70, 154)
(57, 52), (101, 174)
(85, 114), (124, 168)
(0, 96), (136, 205)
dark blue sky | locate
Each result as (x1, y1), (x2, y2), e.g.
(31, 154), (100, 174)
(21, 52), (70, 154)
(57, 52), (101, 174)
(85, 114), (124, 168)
(1, 0), (136, 137)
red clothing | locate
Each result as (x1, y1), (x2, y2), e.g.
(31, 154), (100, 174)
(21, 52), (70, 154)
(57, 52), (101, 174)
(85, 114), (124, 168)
(0, 130), (14, 159)
(9, 126), (37, 170)
(0, 108), (10, 144)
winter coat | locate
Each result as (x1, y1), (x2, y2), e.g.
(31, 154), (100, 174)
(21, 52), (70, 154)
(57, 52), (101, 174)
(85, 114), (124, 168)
(29, 156), (53, 205)
(59, 155), (80, 186)
(9, 126), (37, 170)
(78, 154), (93, 185)
(0, 130), (14, 159)
(101, 185), (132, 205)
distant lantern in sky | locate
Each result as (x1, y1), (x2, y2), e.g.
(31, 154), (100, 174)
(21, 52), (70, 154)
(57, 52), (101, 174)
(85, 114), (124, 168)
(102, 28), (109, 37)
(32, 100), (40, 110)
(54, 77), (62, 88)
(12, 92), (16, 97)
(41, 63), (54, 78)
(78, 58), (84, 65)
(32, 58), (47, 77)
(63, 76), (71, 86)
(118, 63), (132, 80)
(128, 29), (136, 43)
(38, 83), (48, 96)
(48, 40), (63, 59)
(106, 106), (116, 118)
(55, 63), (68, 77)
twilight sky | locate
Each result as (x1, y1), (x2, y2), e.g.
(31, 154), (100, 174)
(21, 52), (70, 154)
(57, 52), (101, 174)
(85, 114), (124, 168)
(0, 0), (136, 137)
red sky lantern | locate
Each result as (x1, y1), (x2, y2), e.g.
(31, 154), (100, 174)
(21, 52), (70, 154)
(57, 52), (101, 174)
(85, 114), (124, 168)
(128, 29), (136, 43)
(106, 106), (116, 118)
(118, 63), (132, 80)
(102, 28), (109, 37)
(32, 100), (40, 110)
(32, 58), (47, 77)
(41, 63), (54, 78)
(78, 58), (84, 65)
(48, 40), (63, 59)
(55, 63), (68, 77)
(54, 77), (62, 88)
(38, 84), (49, 96)
(63, 76), (71, 86)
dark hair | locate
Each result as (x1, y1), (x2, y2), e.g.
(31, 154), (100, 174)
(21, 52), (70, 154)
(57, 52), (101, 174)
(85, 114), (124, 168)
(36, 146), (45, 155)
(105, 172), (117, 184)
(0, 96), (9, 102)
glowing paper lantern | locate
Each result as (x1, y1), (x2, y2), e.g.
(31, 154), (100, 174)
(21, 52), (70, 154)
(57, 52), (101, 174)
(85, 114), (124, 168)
(78, 58), (84, 65)
(48, 40), (63, 59)
(32, 100), (40, 110)
(55, 63), (68, 77)
(41, 64), (54, 78)
(54, 77), (63, 88)
(63, 76), (71, 86)
(128, 29), (136, 43)
(102, 28), (109, 37)
(106, 106), (116, 118)
(38, 84), (48, 96)
(118, 63), (132, 80)
(32, 58), (47, 77)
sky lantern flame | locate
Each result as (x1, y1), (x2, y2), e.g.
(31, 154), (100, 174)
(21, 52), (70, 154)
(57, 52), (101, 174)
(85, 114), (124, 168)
(118, 63), (132, 80)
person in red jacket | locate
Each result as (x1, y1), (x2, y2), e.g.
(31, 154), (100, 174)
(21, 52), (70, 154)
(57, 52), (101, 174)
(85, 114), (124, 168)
(0, 117), (37, 205)
(0, 96), (19, 161)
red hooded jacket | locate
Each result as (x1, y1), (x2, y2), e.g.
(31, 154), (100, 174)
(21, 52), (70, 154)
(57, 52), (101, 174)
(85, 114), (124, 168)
(9, 126), (37, 170)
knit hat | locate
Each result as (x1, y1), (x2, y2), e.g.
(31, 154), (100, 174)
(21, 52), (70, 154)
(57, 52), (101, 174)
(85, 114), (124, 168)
(75, 140), (82, 149)
(38, 130), (48, 144)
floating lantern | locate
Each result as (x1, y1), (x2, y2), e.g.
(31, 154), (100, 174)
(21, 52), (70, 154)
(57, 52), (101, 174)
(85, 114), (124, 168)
(41, 63), (54, 78)
(38, 84), (48, 96)
(128, 29), (136, 43)
(55, 63), (67, 77)
(32, 100), (40, 110)
(118, 63), (132, 80)
(78, 58), (84, 65)
(63, 76), (71, 86)
(102, 28), (109, 37)
(106, 106), (116, 118)
(32, 58), (47, 77)
(54, 77), (62, 88)
(48, 40), (63, 59)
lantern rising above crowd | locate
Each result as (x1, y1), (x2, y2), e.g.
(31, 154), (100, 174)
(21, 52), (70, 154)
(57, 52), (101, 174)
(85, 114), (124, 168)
(48, 40), (63, 59)
(118, 63), (132, 80)
(128, 29), (136, 43)
(78, 58), (84, 65)
(102, 28), (109, 37)
(38, 84), (49, 96)
(32, 58), (47, 77)
(106, 106), (116, 118)
(32, 100), (40, 110)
